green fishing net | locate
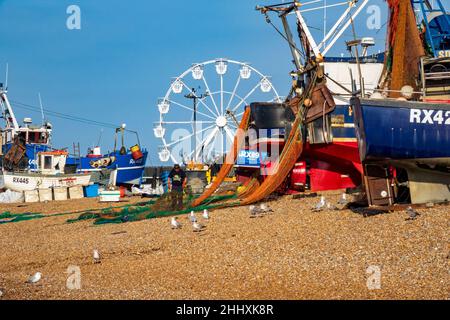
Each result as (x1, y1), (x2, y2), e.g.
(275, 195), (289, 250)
(66, 193), (239, 225)
(0, 211), (44, 224)
(0, 192), (239, 226)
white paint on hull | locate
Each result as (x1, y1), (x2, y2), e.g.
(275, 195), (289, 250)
(76, 166), (145, 172)
(3, 172), (92, 192)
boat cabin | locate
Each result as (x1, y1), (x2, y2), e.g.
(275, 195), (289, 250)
(37, 151), (68, 175)
(1, 117), (52, 146)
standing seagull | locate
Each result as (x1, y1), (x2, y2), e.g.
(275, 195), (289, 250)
(406, 206), (420, 220)
(26, 272), (42, 284)
(189, 211), (197, 223)
(338, 193), (349, 205)
(249, 205), (261, 218)
(336, 193), (350, 210)
(312, 196), (326, 212)
(259, 203), (274, 214)
(171, 217), (182, 229)
(192, 221), (205, 232)
(93, 249), (101, 264)
(202, 209), (210, 220)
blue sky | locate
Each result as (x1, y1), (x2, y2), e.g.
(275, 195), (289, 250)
(0, 0), (441, 165)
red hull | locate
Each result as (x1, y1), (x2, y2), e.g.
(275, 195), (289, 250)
(236, 140), (362, 194)
(301, 141), (362, 192)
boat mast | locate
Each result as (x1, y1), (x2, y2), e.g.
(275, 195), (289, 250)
(280, 1), (370, 57)
(280, 13), (303, 70)
(38, 92), (45, 125)
(321, 0), (370, 56)
(0, 84), (20, 133)
(293, 3), (322, 58)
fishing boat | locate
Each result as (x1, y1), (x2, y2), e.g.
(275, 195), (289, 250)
(66, 126), (148, 187)
(350, 0), (450, 205)
(0, 84), (147, 187)
(0, 84), (52, 171)
(3, 150), (91, 192)
(235, 1), (384, 193)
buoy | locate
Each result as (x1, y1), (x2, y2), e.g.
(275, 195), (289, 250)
(130, 144), (143, 160)
(119, 186), (126, 198)
(304, 98), (312, 107)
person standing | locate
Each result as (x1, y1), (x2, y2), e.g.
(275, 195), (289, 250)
(168, 164), (187, 211)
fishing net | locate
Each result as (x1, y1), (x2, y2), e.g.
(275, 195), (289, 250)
(0, 211), (44, 224)
(384, 0), (425, 96)
(191, 107), (251, 207)
(2, 71), (319, 226)
(65, 193), (238, 225)
(0, 200), (157, 225)
(188, 73), (317, 209)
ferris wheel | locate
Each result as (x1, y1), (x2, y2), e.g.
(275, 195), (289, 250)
(154, 58), (281, 164)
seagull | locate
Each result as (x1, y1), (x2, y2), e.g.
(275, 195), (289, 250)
(259, 203), (273, 213)
(26, 272), (42, 284)
(312, 196), (326, 212)
(406, 206), (420, 220)
(249, 205), (262, 218)
(202, 209), (209, 220)
(93, 249), (101, 264)
(171, 217), (182, 229)
(338, 193), (349, 205)
(192, 221), (205, 232)
(335, 193), (350, 210)
(189, 211), (197, 223)
(329, 202), (339, 210)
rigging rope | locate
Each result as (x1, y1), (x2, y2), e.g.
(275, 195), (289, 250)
(9, 100), (124, 129)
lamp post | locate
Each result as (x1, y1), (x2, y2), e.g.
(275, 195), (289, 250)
(184, 88), (209, 162)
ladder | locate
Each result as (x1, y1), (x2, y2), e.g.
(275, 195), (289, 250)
(73, 142), (81, 167)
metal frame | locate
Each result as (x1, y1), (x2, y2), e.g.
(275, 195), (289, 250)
(413, 0), (450, 58)
(283, 0), (370, 57)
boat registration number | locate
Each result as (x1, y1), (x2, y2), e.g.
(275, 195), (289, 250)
(409, 109), (450, 125)
(12, 177), (30, 184)
(438, 50), (450, 58)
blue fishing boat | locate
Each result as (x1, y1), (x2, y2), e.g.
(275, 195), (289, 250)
(350, 0), (450, 206)
(66, 146), (148, 186)
(0, 85), (52, 171)
(66, 127), (148, 187)
(352, 98), (450, 163)
(0, 85), (147, 186)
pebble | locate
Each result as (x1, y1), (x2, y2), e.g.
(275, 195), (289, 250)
(0, 193), (447, 299)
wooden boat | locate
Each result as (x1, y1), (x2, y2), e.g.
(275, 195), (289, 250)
(3, 150), (91, 192)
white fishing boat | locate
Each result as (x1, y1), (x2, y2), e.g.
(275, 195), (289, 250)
(3, 150), (91, 192)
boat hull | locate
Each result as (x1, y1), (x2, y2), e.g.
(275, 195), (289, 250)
(66, 151), (148, 186)
(236, 103), (362, 192)
(3, 171), (92, 192)
(1, 143), (51, 171)
(352, 98), (450, 165)
(352, 97), (450, 205)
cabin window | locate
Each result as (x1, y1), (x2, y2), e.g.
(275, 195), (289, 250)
(5, 131), (12, 144)
(43, 155), (52, 170)
(18, 132), (27, 144)
(29, 132), (47, 144)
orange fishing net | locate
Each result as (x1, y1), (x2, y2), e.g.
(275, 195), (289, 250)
(386, 0), (425, 95)
(239, 115), (304, 205)
(191, 71), (317, 208)
(190, 107), (251, 207)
